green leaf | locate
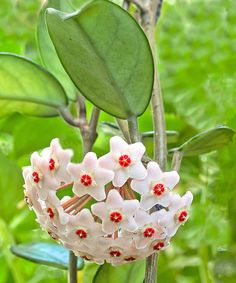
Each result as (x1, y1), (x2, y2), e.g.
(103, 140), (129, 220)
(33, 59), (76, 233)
(46, 0), (154, 118)
(11, 242), (84, 270)
(170, 126), (235, 156)
(93, 261), (145, 283)
(37, 0), (77, 101)
(0, 53), (68, 117)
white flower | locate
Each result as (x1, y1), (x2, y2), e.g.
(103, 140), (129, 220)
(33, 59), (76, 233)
(91, 189), (139, 234)
(131, 209), (168, 249)
(165, 191), (193, 236)
(99, 136), (147, 187)
(64, 208), (105, 248)
(67, 152), (114, 201)
(41, 138), (73, 183)
(131, 161), (180, 210)
(23, 152), (59, 200)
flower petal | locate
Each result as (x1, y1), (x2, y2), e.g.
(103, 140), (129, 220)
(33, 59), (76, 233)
(91, 202), (107, 220)
(147, 161), (163, 180)
(110, 136), (128, 154)
(106, 189), (123, 209)
(129, 142), (146, 160)
(162, 171), (180, 189)
(94, 168), (114, 185)
(140, 194), (158, 211)
(82, 152), (98, 172)
(131, 179), (149, 195)
(112, 169), (128, 187)
(98, 153), (117, 170)
(129, 162), (147, 180)
(123, 199), (139, 217)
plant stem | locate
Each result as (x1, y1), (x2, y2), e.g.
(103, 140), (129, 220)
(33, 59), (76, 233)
(69, 251), (78, 283)
(130, 0), (166, 282)
(116, 118), (132, 143)
(171, 151), (183, 172)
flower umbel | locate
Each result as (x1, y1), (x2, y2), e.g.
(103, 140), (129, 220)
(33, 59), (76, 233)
(23, 137), (193, 266)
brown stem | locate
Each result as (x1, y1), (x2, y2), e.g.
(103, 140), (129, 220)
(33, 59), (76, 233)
(73, 196), (92, 215)
(62, 195), (79, 210)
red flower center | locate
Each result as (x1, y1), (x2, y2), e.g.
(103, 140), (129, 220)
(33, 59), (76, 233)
(81, 255), (90, 261)
(153, 241), (165, 251)
(80, 174), (92, 186)
(124, 256), (136, 261)
(32, 171), (40, 183)
(109, 250), (121, 257)
(153, 183), (165, 196)
(76, 229), (87, 238)
(47, 208), (54, 219)
(110, 211), (123, 223)
(119, 154), (131, 168)
(143, 227), (155, 238)
(178, 210), (188, 222)
(49, 158), (56, 171)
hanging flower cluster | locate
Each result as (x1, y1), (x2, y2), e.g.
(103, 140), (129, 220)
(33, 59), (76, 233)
(23, 136), (193, 266)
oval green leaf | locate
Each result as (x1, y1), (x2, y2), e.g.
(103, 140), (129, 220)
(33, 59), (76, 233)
(170, 126), (235, 156)
(46, 0), (154, 119)
(0, 53), (68, 117)
(11, 242), (84, 270)
(93, 261), (145, 283)
(37, 0), (77, 101)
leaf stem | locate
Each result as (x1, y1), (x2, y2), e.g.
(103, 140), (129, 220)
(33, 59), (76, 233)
(128, 116), (140, 143)
(116, 118), (132, 143)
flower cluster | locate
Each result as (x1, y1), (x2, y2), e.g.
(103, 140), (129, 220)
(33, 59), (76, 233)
(23, 136), (193, 266)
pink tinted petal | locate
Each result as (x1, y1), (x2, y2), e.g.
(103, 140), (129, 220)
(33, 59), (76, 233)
(110, 136), (128, 154)
(134, 209), (150, 227)
(135, 237), (149, 249)
(106, 189), (123, 209)
(82, 152), (98, 172)
(37, 188), (48, 201)
(89, 186), (106, 201)
(102, 221), (117, 234)
(140, 194), (158, 211)
(150, 209), (167, 223)
(72, 184), (87, 198)
(123, 199), (139, 217)
(30, 152), (40, 167)
(182, 191), (193, 207)
(112, 169), (128, 187)
(156, 193), (172, 207)
(168, 193), (182, 211)
(129, 142), (146, 160)
(91, 202), (107, 219)
(122, 217), (138, 232)
(67, 163), (82, 179)
(147, 162), (163, 180)
(129, 162), (147, 180)
(77, 208), (94, 226)
(131, 179), (149, 195)
(98, 153), (116, 170)
(162, 171), (180, 189)
(166, 223), (179, 237)
(94, 168), (114, 185)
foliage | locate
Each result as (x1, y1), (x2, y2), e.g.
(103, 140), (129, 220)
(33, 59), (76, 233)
(0, 0), (235, 282)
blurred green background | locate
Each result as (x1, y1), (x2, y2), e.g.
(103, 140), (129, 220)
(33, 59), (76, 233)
(0, 0), (236, 282)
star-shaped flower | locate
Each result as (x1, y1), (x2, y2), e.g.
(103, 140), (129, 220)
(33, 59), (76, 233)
(67, 152), (114, 201)
(23, 152), (59, 200)
(64, 208), (105, 248)
(165, 191), (193, 236)
(131, 161), (180, 210)
(91, 189), (139, 234)
(41, 138), (73, 183)
(130, 209), (168, 249)
(99, 136), (147, 187)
